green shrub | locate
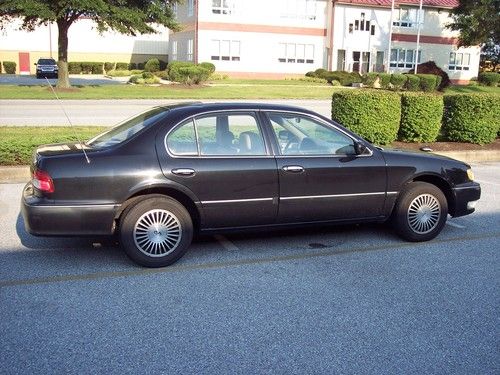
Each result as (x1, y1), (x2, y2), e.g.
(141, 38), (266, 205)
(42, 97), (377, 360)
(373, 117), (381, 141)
(405, 74), (420, 91)
(80, 62), (93, 74)
(415, 61), (450, 90)
(435, 75), (442, 90)
(362, 73), (378, 88)
(155, 70), (170, 80)
(443, 94), (500, 144)
(107, 70), (131, 77)
(68, 62), (82, 74)
(314, 68), (328, 78)
(209, 73), (229, 80)
(330, 79), (341, 86)
(91, 62), (103, 74)
(175, 65), (211, 84)
(199, 62), (216, 74)
(144, 58), (160, 72)
(416, 74), (438, 92)
(2, 61), (16, 74)
(128, 74), (141, 84)
(305, 71), (317, 78)
(285, 76), (328, 84)
(478, 72), (500, 86)
(130, 69), (143, 75)
(104, 62), (115, 72)
(116, 62), (129, 70)
(137, 62), (146, 70)
(331, 90), (401, 145)
(142, 71), (155, 79)
(377, 73), (391, 89)
(159, 60), (167, 71)
(399, 93), (443, 142)
(390, 74), (407, 91)
(323, 71), (362, 86)
(128, 72), (160, 84)
(128, 62), (137, 70)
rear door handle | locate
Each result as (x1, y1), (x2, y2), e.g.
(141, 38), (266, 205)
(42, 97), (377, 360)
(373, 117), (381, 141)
(282, 165), (304, 173)
(171, 168), (195, 176)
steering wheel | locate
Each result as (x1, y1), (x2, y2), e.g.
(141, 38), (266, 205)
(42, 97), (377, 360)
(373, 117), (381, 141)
(283, 138), (299, 154)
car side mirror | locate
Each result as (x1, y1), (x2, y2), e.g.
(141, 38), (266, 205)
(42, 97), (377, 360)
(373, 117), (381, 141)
(354, 141), (368, 155)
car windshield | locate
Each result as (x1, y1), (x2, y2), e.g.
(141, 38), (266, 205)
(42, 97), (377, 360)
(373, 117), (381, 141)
(86, 107), (167, 148)
(38, 59), (56, 65)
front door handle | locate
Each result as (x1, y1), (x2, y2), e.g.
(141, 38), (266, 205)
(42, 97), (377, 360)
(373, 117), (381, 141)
(171, 168), (195, 176)
(282, 165), (304, 173)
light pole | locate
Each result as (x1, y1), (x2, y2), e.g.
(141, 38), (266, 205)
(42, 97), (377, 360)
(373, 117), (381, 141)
(414, 0), (423, 73)
(386, 0), (395, 73)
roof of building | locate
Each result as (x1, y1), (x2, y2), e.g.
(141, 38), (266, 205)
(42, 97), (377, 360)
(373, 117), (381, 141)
(336, 0), (459, 8)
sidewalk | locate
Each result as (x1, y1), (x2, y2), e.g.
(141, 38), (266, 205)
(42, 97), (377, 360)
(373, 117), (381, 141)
(2, 150), (499, 184)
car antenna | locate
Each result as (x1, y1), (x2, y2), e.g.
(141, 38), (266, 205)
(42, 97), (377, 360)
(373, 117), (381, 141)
(45, 77), (90, 164)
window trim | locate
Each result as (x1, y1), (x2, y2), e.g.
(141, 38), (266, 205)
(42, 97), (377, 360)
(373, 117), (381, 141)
(390, 48), (421, 69)
(448, 52), (471, 71)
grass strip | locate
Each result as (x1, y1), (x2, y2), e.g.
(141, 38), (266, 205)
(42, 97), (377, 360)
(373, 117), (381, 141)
(0, 126), (104, 165)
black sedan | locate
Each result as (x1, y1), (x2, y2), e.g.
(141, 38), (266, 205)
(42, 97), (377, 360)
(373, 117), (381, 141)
(21, 102), (481, 267)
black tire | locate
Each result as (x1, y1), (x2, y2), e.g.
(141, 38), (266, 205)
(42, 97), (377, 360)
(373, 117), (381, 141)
(392, 182), (448, 242)
(119, 196), (193, 267)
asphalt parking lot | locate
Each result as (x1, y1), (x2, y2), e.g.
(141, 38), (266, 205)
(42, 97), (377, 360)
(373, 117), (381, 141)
(1, 162), (499, 374)
(0, 74), (122, 86)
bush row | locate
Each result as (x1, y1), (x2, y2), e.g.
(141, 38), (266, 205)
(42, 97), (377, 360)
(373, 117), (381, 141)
(331, 90), (500, 145)
(478, 72), (499, 87)
(67, 58), (167, 74)
(362, 73), (442, 92)
(1, 61), (16, 74)
(165, 61), (216, 84)
(306, 69), (362, 86)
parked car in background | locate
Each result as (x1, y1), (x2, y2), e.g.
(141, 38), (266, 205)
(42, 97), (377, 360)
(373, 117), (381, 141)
(35, 58), (58, 78)
(21, 102), (481, 267)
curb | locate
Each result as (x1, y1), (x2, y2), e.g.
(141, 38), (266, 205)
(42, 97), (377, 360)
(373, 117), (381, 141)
(0, 150), (499, 184)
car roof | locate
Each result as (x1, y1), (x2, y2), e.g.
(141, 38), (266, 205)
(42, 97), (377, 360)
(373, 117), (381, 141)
(158, 101), (320, 117)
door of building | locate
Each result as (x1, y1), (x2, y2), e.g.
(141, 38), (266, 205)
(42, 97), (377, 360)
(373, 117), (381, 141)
(18, 52), (30, 75)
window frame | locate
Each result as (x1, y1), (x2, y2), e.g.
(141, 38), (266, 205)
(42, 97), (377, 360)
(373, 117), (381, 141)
(164, 110), (272, 158)
(448, 52), (471, 71)
(210, 39), (241, 62)
(278, 43), (314, 64)
(390, 48), (421, 68)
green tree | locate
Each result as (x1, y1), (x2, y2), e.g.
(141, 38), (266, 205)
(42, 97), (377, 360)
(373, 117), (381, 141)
(447, 0), (500, 71)
(0, 1), (180, 88)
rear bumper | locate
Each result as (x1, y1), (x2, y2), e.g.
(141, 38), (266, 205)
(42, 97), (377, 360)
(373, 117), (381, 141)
(451, 182), (481, 217)
(21, 183), (119, 236)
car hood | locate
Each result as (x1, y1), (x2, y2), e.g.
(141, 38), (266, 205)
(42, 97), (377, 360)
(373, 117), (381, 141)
(380, 147), (466, 164)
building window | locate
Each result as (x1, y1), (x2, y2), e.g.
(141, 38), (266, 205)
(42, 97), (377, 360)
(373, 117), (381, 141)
(171, 41), (178, 61)
(212, 0), (236, 15)
(449, 52), (470, 71)
(211, 40), (240, 61)
(279, 43), (314, 64)
(281, 0), (316, 20)
(393, 7), (424, 28)
(187, 39), (194, 61)
(370, 24), (375, 35)
(187, 0), (194, 16)
(390, 48), (421, 68)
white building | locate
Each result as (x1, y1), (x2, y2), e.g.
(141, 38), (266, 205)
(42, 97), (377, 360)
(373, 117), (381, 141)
(171, 0), (479, 83)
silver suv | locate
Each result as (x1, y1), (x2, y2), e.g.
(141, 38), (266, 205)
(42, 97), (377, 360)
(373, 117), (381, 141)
(35, 58), (58, 78)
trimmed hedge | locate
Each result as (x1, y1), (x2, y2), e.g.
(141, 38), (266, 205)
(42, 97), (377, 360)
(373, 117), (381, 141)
(331, 90), (401, 145)
(415, 61), (450, 90)
(416, 74), (438, 92)
(390, 74), (407, 90)
(116, 62), (129, 70)
(362, 72), (378, 87)
(68, 62), (82, 74)
(144, 58), (160, 72)
(128, 62), (137, 70)
(2, 61), (16, 74)
(478, 72), (500, 86)
(443, 94), (500, 144)
(199, 62), (216, 74)
(399, 93), (443, 142)
(406, 74), (420, 91)
(167, 61), (212, 84)
(68, 62), (103, 74)
(104, 62), (115, 72)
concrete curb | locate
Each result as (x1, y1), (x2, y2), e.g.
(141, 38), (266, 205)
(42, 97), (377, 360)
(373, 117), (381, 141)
(0, 150), (499, 184)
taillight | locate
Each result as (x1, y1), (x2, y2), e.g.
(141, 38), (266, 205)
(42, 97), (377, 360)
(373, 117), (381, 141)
(32, 170), (55, 193)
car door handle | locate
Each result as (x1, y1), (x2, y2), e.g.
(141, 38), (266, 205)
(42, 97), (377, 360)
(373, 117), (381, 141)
(282, 165), (304, 173)
(171, 168), (195, 176)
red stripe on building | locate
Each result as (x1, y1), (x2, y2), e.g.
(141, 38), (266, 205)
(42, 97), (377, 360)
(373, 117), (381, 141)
(392, 33), (458, 45)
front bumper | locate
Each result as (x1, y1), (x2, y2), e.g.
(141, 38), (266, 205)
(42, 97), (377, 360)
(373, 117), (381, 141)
(451, 182), (481, 217)
(21, 183), (118, 236)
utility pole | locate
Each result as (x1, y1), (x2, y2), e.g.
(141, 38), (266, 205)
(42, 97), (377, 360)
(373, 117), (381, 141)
(49, 22), (53, 58)
(386, 0), (395, 73)
(414, 0), (423, 73)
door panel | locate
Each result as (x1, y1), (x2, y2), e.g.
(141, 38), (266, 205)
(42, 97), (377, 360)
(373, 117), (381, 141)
(18, 52), (30, 74)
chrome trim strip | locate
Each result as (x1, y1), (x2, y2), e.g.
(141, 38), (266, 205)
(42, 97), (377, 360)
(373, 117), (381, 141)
(201, 197), (274, 204)
(28, 204), (121, 209)
(386, 191), (399, 196)
(280, 192), (387, 200)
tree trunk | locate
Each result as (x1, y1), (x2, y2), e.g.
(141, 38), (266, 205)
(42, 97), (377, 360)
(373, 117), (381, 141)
(56, 19), (70, 88)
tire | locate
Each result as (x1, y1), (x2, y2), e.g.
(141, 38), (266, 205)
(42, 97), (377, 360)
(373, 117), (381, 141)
(119, 196), (193, 267)
(392, 182), (448, 242)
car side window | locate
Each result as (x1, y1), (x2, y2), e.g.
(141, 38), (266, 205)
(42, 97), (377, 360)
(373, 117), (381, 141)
(167, 119), (198, 156)
(195, 113), (266, 156)
(268, 113), (356, 156)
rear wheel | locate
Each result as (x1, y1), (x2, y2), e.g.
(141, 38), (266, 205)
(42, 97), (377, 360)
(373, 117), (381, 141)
(120, 196), (193, 267)
(392, 182), (448, 242)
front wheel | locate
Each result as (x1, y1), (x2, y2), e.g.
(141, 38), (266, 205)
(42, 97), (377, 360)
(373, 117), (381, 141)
(120, 196), (193, 267)
(392, 182), (448, 242)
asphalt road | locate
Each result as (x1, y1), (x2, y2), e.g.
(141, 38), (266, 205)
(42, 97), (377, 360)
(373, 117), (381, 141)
(0, 99), (332, 126)
(1, 162), (499, 374)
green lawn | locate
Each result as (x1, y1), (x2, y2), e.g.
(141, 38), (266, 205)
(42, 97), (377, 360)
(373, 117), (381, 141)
(0, 126), (105, 165)
(208, 79), (329, 86)
(445, 85), (500, 94)
(0, 83), (341, 100)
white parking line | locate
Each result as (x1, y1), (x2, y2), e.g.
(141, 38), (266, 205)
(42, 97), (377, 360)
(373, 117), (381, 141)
(446, 221), (466, 229)
(214, 235), (239, 251)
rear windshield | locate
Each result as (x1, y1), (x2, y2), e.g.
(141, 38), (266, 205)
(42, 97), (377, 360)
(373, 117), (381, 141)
(86, 107), (167, 148)
(38, 59), (56, 65)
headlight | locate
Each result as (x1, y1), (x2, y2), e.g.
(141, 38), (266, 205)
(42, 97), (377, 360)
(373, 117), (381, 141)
(466, 168), (474, 181)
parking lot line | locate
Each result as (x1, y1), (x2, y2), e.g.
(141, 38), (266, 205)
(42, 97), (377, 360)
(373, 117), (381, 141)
(446, 221), (466, 229)
(214, 234), (239, 251)
(1, 231), (499, 289)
